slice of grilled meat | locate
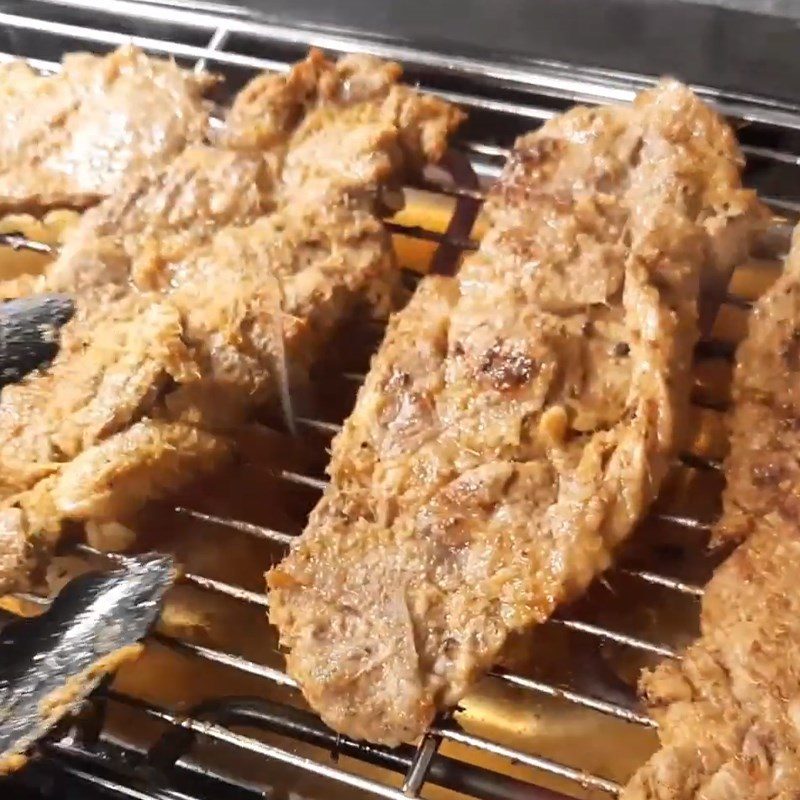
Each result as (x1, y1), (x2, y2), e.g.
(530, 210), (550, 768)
(0, 51), (462, 592)
(622, 527), (800, 800)
(713, 226), (800, 544)
(621, 228), (800, 800)
(0, 46), (215, 212)
(268, 81), (764, 745)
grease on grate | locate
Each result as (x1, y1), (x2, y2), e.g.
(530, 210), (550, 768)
(0, 198), (783, 799)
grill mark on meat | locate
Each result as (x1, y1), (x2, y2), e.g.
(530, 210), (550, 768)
(268, 80), (764, 745)
(0, 50), (462, 592)
(475, 340), (537, 391)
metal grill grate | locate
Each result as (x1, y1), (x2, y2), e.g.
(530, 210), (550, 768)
(0, 2), (798, 798)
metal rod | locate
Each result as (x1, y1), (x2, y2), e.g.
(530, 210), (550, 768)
(0, 12), (289, 72)
(550, 618), (678, 659)
(431, 724), (621, 796)
(152, 632), (298, 688)
(0, 232), (55, 255)
(618, 568), (704, 597)
(173, 506), (295, 546)
(194, 25), (229, 74)
(489, 670), (655, 727)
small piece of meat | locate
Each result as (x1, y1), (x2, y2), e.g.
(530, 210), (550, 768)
(621, 523), (800, 800)
(0, 50), (461, 592)
(714, 228), (800, 544)
(621, 227), (800, 800)
(0, 46), (215, 211)
(268, 81), (764, 745)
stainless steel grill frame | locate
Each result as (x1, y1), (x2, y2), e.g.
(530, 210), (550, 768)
(0, 2), (798, 798)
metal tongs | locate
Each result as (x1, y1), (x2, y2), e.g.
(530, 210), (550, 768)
(0, 293), (176, 771)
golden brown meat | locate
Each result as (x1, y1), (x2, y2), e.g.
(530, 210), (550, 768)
(0, 46), (215, 211)
(713, 227), (800, 544)
(267, 81), (763, 746)
(621, 229), (800, 800)
(0, 51), (461, 591)
(622, 522), (800, 800)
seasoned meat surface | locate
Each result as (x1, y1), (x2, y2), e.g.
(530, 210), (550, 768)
(268, 81), (763, 745)
(0, 51), (461, 591)
(713, 228), (800, 544)
(621, 229), (800, 800)
(622, 522), (800, 800)
(0, 46), (215, 211)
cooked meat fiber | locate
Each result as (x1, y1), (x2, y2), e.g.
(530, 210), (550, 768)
(0, 46), (215, 211)
(622, 525), (800, 800)
(15, 52), (457, 299)
(0, 51), (461, 591)
(268, 81), (763, 745)
(712, 226), (800, 544)
(621, 229), (800, 800)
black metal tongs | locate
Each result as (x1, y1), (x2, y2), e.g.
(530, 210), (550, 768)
(0, 293), (74, 390)
(0, 294), (176, 771)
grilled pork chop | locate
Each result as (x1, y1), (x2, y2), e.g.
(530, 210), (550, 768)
(0, 51), (462, 591)
(621, 229), (800, 800)
(0, 46), (215, 211)
(268, 81), (764, 745)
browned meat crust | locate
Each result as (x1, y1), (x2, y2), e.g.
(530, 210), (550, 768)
(267, 81), (763, 745)
(621, 230), (800, 800)
(0, 46), (216, 211)
(622, 522), (800, 800)
(0, 50), (462, 592)
(713, 229), (800, 544)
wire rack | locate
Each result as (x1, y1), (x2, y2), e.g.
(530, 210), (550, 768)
(1, 2), (799, 799)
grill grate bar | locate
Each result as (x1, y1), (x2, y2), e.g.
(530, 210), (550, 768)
(276, 469), (328, 492)
(75, 535), (679, 657)
(652, 513), (713, 532)
(430, 724), (621, 796)
(7, 12), (800, 182)
(489, 669), (655, 727)
(105, 691), (412, 800)
(194, 26), (229, 74)
(103, 688), (618, 800)
(39, 757), (194, 800)
(384, 221), (477, 250)
(174, 506), (296, 546)
(72, 542), (271, 607)
(401, 732), (441, 796)
(617, 568), (704, 596)
(152, 632), (299, 689)
(0, 11), (289, 72)
(295, 416), (343, 435)
(460, 137), (800, 172)
(32, 0), (800, 130)
(174, 493), (706, 599)
(153, 627), (655, 729)
(0, 232), (55, 256)
(550, 619), (678, 659)
(763, 195), (800, 215)
(0, 52), (59, 72)
(9, 583), (657, 734)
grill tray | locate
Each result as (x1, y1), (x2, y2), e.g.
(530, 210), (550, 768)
(0, 3), (798, 798)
